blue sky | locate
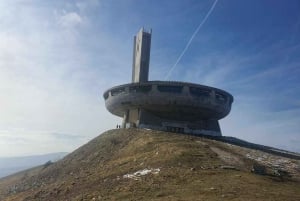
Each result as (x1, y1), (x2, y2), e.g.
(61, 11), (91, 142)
(0, 0), (299, 157)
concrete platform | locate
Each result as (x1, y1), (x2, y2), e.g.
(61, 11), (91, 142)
(104, 81), (233, 135)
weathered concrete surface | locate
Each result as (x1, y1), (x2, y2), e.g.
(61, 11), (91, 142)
(104, 81), (233, 135)
(132, 28), (151, 83)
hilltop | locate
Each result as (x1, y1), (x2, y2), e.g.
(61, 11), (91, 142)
(0, 128), (300, 201)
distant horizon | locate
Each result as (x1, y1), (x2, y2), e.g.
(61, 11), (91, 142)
(0, 151), (69, 159)
(0, 0), (299, 157)
(0, 152), (68, 178)
(2, 128), (300, 158)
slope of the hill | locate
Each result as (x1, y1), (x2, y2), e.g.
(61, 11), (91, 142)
(0, 128), (300, 201)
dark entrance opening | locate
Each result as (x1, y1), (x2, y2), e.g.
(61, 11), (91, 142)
(166, 126), (184, 133)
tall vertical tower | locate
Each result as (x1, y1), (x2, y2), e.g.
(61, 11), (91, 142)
(132, 28), (152, 83)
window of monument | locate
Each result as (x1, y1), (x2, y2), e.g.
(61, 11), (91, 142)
(215, 93), (227, 103)
(103, 92), (109, 100)
(129, 85), (152, 93)
(189, 87), (210, 97)
(111, 87), (126, 96)
(157, 85), (183, 93)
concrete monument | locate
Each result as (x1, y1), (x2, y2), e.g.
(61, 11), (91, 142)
(104, 28), (233, 136)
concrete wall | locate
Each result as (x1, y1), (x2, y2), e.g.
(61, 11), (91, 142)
(132, 28), (151, 83)
(104, 81), (234, 136)
(138, 110), (221, 136)
(104, 81), (233, 121)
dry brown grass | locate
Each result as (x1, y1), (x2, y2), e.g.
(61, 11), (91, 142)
(0, 128), (299, 201)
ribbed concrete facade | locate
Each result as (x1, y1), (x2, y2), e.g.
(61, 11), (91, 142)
(104, 81), (233, 136)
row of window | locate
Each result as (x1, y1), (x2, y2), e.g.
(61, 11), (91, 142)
(111, 87), (126, 96)
(157, 85), (183, 93)
(129, 85), (151, 93)
(166, 126), (184, 133)
(190, 87), (210, 97)
(104, 85), (228, 103)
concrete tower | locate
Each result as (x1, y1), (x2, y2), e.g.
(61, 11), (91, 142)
(132, 28), (152, 83)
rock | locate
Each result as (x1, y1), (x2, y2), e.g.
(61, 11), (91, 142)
(273, 169), (291, 179)
(43, 161), (53, 169)
(251, 163), (266, 175)
(220, 165), (239, 170)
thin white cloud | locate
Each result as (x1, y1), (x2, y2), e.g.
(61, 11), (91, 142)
(0, 0), (122, 157)
(75, 0), (101, 13)
(57, 11), (84, 28)
(221, 107), (300, 152)
(0, 129), (88, 157)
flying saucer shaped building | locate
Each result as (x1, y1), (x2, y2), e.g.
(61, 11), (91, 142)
(104, 28), (233, 136)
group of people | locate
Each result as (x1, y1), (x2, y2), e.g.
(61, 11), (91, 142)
(116, 124), (121, 129)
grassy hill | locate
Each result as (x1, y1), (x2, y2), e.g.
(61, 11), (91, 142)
(0, 128), (299, 201)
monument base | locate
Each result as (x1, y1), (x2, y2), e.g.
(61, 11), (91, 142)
(123, 109), (222, 136)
